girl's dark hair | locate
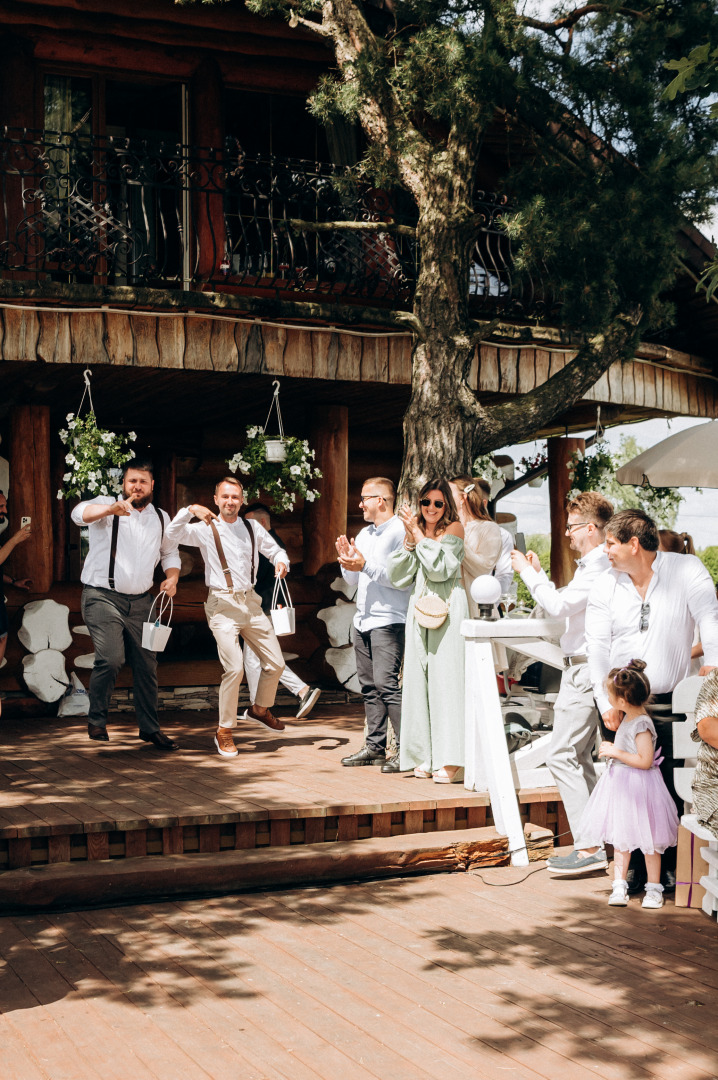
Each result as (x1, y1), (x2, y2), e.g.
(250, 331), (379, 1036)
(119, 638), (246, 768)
(417, 478), (460, 536)
(659, 529), (695, 556)
(606, 658), (651, 706)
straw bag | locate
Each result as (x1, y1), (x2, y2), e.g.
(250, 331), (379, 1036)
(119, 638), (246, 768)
(270, 576), (295, 636)
(141, 593), (173, 652)
(413, 591), (449, 630)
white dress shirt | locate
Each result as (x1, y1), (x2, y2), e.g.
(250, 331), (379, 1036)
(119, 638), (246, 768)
(71, 497), (181, 594)
(586, 550), (718, 714)
(165, 508), (288, 591)
(520, 543), (610, 657)
(340, 516), (411, 631)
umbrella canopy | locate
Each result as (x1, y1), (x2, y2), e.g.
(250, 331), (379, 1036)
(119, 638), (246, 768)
(615, 420), (718, 488)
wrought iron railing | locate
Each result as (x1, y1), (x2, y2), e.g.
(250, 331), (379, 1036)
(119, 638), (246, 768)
(0, 127), (549, 314)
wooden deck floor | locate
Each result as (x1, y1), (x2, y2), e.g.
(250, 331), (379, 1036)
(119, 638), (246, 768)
(1, 865), (717, 1080)
(0, 706), (569, 869)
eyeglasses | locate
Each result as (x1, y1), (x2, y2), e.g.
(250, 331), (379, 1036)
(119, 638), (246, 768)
(359, 494), (382, 504)
(565, 522), (590, 533)
(420, 499), (445, 509)
(639, 601), (650, 633)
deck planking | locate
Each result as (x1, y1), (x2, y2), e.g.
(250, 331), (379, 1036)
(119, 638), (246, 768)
(1, 871), (717, 1080)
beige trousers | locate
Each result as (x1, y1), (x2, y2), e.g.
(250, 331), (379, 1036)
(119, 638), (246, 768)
(205, 588), (284, 728)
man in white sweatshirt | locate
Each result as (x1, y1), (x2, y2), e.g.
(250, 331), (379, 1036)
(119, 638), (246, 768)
(510, 490), (613, 876)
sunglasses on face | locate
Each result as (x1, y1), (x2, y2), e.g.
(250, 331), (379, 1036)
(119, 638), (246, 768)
(420, 498), (445, 509)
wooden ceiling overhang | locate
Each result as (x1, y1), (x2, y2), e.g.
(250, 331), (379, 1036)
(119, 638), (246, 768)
(0, 282), (716, 439)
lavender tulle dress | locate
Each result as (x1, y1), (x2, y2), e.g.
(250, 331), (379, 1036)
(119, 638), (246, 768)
(579, 714), (679, 855)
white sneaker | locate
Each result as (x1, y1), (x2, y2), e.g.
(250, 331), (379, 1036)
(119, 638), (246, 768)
(608, 883), (628, 907)
(642, 889), (664, 909)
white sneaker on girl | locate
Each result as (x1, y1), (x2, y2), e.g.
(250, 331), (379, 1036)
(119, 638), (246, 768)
(642, 885), (664, 909)
(608, 881), (628, 906)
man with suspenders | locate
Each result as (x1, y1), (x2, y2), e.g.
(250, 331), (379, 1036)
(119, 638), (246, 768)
(165, 476), (288, 758)
(71, 462), (181, 748)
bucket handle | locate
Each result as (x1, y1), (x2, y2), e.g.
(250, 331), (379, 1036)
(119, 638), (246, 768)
(147, 592), (173, 627)
(271, 575), (293, 611)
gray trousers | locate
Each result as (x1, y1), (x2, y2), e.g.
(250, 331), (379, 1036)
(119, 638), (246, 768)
(354, 623), (405, 753)
(81, 586), (160, 734)
(545, 662), (599, 848)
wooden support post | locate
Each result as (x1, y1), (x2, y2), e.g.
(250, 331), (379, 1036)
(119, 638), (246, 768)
(547, 436), (585, 588)
(190, 57), (225, 281)
(302, 405), (348, 575)
(9, 406), (53, 592)
(154, 450), (177, 519)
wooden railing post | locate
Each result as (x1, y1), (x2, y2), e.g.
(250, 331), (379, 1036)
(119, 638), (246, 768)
(302, 406), (348, 576)
(548, 435), (585, 588)
(9, 406), (54, 592)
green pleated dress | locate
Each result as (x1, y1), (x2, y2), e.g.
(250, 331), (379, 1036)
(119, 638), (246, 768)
(387, 534), (468, 773)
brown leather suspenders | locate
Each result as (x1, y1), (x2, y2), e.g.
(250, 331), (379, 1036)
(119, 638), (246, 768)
(209, 517), (256, 591)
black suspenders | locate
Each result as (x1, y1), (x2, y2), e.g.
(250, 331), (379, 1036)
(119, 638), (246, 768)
(108, 504), (165, 591)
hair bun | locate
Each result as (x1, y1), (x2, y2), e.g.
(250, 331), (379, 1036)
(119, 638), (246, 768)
(626, 658), (647, 673)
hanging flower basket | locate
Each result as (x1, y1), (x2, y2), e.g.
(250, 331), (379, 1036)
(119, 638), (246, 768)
(472, 454), (506, 499)
(56, 370), (137, 501)
(227, 383), (321, 513)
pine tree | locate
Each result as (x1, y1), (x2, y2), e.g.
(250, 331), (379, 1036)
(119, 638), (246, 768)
(179, 0), (718, 493)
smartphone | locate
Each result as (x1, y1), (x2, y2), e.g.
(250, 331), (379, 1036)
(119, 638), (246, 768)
(21, 516), (31, 528)
(514, 531), (526, 554)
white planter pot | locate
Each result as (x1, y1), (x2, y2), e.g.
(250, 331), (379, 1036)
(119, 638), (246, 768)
(528, 475), (544, 488)
(265, 438), (288, 463)
(489, 477), (505, 499)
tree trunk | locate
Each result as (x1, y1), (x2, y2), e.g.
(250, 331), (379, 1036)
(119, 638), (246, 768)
(548, 436), (584, 587)
(398, 181), (478, 497)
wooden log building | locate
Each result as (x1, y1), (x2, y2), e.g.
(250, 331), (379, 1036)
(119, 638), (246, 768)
(1, 0), (718, 706)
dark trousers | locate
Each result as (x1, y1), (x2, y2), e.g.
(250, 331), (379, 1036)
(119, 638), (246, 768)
(81, 586), (160, 734)
(354, 623), (405, 752)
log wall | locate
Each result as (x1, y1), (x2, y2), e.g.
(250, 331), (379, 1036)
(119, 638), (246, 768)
(1, 304), (715, 416)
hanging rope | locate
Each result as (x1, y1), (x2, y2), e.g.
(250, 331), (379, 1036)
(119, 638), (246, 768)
(76, 368), (95, 417)
(263, 379), (285, 438)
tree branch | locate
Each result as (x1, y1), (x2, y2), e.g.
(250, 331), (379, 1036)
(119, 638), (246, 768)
(285, 218), (416, 237)
(519, 4), (648, 35)
(472, 308), (643, 453)
(287, 7), (332, 37)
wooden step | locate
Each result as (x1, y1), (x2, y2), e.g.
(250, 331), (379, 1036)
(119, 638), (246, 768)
(0, 824), (553, 913)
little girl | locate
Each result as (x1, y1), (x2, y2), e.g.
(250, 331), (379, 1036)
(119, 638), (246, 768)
(578, 659), (679, 909)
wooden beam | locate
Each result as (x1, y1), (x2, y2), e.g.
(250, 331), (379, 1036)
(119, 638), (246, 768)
(9, 406), (53, 593)
(302, 405), (348, 575)
(547, 436), (584, 588)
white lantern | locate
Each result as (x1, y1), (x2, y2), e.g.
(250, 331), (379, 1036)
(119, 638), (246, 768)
(470, 575), (503, 620)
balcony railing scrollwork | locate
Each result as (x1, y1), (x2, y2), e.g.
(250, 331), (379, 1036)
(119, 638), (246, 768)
(0, 127), (552, 315)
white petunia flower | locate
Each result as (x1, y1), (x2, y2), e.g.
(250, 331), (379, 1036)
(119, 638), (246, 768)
(59, 429), (68, 442)
(305, 491), (316, 502)
(88, 480), (98, 492)
(66, 413), (75, 423)
(98, 447), (106, 457)
(100, 485), (108, 495)
(57, 489), (64, 499)
(68, 420), (77, 430)
(289, 464), (301, 476)
(63, 472), (72, 482)
(65, 453), (76, 465)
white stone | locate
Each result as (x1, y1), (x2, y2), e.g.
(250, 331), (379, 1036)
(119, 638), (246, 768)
(22, 649), (69, 702)
(325, 646), (360, 694)
(74, 653), (96, 669)
(317, 600), (356, 647)
(18, 599), (72, 653)
(330, 575), (357, 601)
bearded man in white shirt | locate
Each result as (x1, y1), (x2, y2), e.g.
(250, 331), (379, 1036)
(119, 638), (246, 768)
(165, 476), (287, 758)
(511, 491), (613, 876)
(573, 508), (718, 890)
(71, 462), (181, 749)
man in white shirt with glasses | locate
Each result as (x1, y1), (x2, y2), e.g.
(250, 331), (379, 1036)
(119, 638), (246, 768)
(512, 491), (613, 875)
(336, 477), (410, 773)
(564, 508), (718, 889)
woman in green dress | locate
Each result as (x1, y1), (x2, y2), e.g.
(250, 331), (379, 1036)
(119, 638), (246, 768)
(388, 478), (467, 783)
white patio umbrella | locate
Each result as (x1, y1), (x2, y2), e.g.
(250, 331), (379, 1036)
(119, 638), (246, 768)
(615, 420), (718, 488)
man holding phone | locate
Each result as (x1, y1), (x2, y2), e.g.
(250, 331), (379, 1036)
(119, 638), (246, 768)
(510, 491), (613, 875)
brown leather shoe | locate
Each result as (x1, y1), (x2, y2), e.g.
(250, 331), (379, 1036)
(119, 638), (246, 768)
(139, 729), (179, 751)
(214, 727), (239, 758)
(88, 722), (109, 742)
(245, 705), (285, 731)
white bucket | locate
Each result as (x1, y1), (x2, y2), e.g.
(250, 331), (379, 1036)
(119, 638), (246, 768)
(270, 576), (295, 636)
(141, 594), (173, 652)
(265, 438), (287, 463)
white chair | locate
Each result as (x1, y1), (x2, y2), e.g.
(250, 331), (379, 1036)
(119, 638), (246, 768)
(672, 676), (718, 918)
